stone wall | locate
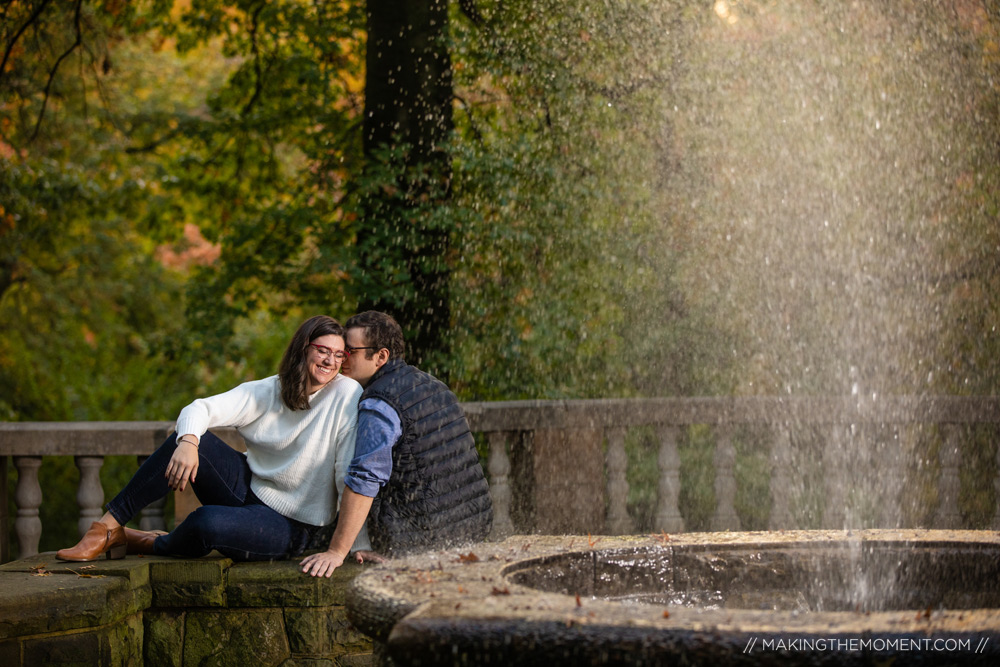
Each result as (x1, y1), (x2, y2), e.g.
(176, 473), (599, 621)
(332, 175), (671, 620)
(0, 554), (372, 666)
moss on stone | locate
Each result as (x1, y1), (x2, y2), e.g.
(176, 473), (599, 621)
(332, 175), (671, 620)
(0, 571), (144, 639)
(1, 554), (373, 665)
(149, 558), (231, 608)
(107, 613), (144, 666)
(226, 559), (361, 608)
(184, 609), (290, 666)
(143, 610), (184, 667)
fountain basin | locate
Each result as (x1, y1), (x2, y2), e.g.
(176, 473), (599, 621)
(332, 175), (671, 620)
(347, 530), (1000, 666)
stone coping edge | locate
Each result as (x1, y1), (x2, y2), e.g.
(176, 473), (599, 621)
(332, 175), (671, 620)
(0, 552), (365, 641)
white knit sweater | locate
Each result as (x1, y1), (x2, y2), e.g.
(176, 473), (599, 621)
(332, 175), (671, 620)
(174, 373), (371, 551)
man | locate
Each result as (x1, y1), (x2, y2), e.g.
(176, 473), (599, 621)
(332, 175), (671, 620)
(301, 311), (493, 576)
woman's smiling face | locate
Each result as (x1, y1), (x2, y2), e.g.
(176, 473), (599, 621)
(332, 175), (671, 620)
(305, 334), (345, 394)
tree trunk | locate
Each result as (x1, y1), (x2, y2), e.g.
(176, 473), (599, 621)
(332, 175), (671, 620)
(358, 0), (453, 372)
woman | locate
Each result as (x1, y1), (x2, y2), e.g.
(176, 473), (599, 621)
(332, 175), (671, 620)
(56, 315), (371, 573)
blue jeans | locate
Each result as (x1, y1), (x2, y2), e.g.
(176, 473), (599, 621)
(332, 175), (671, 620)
(107, 432), (317, 561)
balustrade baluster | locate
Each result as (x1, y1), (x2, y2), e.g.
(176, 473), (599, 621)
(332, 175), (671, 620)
(654, 425), (684, 533)
(605, 427), (633, 534)
(822, 425), (848, 528)
(14, 456), (43, 559)
(934, 425), (962, 529)
(75, 456), (105, 537)
(880, 425), (905, 528)
(712, 429), (739, 530)
(768, 427), (793, 530)
(1, 455), (8, 563)
(487, 431), (514, 539)
(994, 437), (1000, 530)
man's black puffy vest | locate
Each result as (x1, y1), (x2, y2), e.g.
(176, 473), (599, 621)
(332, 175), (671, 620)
(361, 359), (493, 554)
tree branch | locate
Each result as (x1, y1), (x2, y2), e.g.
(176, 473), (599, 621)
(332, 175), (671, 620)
(459, 0), (484, 26)
(241, 2), (266, 117)
(29, 0), (84, 143)
(0, 0), (54, 87)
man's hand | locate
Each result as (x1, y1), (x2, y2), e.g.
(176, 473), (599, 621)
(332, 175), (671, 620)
(165, 441), (199, 492)
(354, 550), (387, 564)
(300, 549), (348, 578)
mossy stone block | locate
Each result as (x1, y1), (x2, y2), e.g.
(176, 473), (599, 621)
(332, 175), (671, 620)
(0, 639), (20, 666)
(150, 558), (232, 607)
(284, 607), (372, 657)
(284, 607), (330, 653)
(227, 559), (361, 607)
(108, 612), (144, 666)
(184, 609), (290, 666)
(335, 654), (376, 667)
(23, 631), (100, 667)
(21, 613), (141, 667)
(0, 572), (139, 639)
(1, 553), (152, 589)
(144, 610), (185, 667)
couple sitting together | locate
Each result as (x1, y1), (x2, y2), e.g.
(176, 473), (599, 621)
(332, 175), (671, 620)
(56, 311), (494, 577)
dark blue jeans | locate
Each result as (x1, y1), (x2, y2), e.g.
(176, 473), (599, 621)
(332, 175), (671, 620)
(107, 432), (317, 561)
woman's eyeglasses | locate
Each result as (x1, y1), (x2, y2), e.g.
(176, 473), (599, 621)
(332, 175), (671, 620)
(308, 343), (347, 362)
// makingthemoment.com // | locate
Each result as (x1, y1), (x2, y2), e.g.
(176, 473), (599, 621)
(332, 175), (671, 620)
(743, 636), (991, 655)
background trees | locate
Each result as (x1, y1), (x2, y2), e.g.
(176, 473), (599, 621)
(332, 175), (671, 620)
(3, 0), (999, 543)
(7, 0), (995, 413)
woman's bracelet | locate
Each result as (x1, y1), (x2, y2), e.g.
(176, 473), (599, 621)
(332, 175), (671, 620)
(177, 435), (199, 448)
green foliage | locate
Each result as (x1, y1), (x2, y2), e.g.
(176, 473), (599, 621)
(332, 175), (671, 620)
(447, 0), (725, 399)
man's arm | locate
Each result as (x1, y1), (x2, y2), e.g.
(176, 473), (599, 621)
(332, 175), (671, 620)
(300, 487), (377, 577)
(301, 398), (400, 577)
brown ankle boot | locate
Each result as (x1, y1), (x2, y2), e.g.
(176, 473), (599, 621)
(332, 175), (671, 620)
(124, 527), (167, 555)
(56, 522), (127, 561)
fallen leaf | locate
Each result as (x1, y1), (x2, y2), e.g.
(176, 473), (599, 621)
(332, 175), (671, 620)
(68, 568), (106, 579)
(457, 552), (480, 563)
(652, 531), (671, 545)
(491, 586), (510, 596)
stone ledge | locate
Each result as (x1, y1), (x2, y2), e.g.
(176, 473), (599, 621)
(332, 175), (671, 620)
(0, 552), (374, 666)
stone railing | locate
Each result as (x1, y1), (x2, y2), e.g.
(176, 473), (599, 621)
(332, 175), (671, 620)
(3, 396), (1000, 563)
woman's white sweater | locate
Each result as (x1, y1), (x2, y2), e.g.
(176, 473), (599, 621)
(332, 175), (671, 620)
(174, 373), (370, 551)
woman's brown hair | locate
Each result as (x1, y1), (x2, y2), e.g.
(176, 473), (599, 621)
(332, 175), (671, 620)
(278, 315), (345, 410)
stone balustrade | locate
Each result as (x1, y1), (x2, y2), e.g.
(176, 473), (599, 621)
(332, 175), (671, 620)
(3, 396), (1000, 564)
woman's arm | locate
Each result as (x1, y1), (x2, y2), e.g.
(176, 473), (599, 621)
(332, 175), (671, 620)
(175, 378), (273, 439)
(167, 379), (274, 491)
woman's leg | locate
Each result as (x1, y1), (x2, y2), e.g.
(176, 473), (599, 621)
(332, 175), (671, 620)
(106, 431), (252, 526)
(154, 500), (314, 561)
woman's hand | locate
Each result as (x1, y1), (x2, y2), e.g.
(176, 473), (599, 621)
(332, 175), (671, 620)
(300, 549), (348, 578)
(165, 440), (200, 492)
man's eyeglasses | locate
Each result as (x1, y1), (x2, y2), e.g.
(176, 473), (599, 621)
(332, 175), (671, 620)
(345, 346), (377, 357)
(308, 343), (347, 362)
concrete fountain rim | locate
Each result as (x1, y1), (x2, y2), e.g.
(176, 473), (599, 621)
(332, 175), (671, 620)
(346, 529), (1000, 649)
